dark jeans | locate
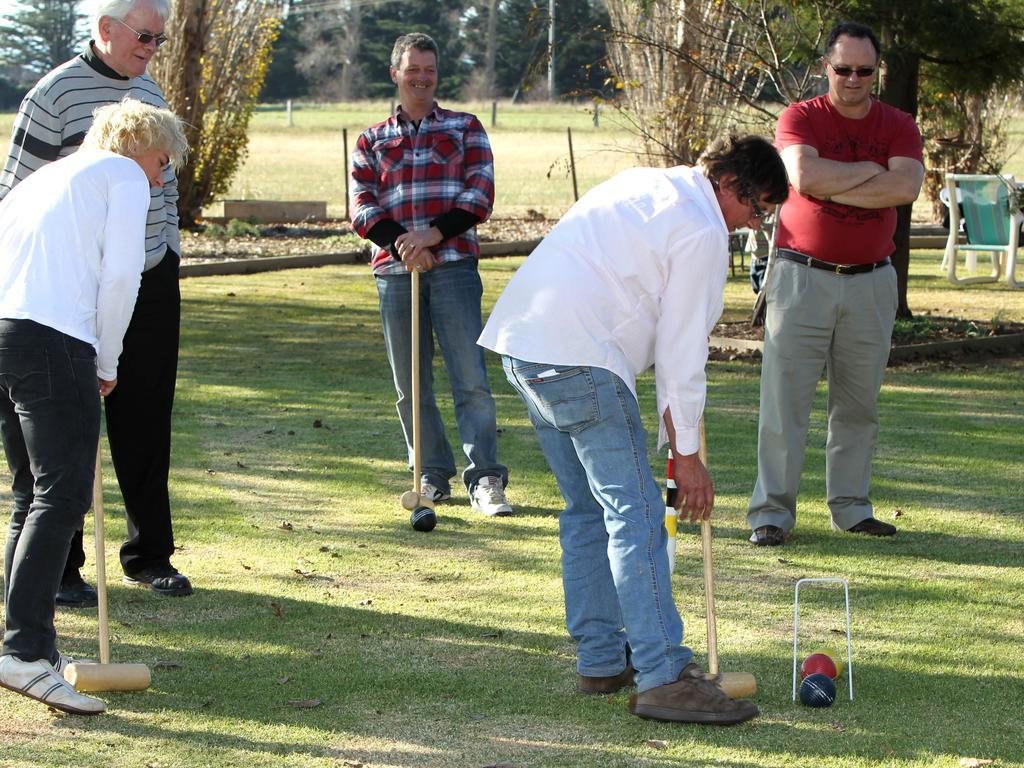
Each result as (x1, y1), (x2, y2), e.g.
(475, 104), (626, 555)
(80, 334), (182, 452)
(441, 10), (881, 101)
(1, 319), (100, 662)
(63, 249), (181, 578)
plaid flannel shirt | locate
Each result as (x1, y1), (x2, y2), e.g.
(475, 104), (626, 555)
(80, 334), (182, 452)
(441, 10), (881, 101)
(350, 103), (494, 275)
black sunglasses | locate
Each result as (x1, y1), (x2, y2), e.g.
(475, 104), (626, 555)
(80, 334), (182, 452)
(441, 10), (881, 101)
(826, 62), (875, 78)
(117, 18), (169, 48)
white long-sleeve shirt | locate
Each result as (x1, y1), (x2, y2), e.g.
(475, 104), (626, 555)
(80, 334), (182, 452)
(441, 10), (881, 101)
(478, 165), (728, 455)
(0, 148), (148, 379)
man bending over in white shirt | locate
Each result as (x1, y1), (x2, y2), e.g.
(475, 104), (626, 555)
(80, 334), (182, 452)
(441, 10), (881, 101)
(479, 134), (787, 726)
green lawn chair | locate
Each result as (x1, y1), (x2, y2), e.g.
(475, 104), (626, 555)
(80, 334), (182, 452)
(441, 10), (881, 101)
(943, 173), (1023, 288)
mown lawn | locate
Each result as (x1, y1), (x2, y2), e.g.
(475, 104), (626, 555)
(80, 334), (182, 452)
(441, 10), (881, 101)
(1, 253), (1021, 767)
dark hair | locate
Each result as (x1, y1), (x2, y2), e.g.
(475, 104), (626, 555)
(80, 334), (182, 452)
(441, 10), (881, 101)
(391, 32), (439, 70)
(824, 21), (881, 61)
(698, 135), (789, 205)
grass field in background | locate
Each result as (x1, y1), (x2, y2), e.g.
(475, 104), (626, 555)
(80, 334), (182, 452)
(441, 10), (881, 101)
(4, 102), (1023, 223)
(232, 101), (640, 219)
(0, 250), (1021, 767)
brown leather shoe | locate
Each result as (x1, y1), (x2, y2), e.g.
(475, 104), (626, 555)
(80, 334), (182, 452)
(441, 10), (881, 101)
(628, 664), (758, 725)
(579, 663), (636, 695)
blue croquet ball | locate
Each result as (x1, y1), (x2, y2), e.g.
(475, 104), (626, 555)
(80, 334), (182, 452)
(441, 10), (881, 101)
(799, 673), (837, 707)
(410, 506), (436, 532)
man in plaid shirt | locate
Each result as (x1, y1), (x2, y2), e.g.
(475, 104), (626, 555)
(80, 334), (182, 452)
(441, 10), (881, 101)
(351, 32), (512, 518)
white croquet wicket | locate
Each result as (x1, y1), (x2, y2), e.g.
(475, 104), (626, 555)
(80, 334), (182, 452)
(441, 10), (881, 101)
(792, 577), (854, 701)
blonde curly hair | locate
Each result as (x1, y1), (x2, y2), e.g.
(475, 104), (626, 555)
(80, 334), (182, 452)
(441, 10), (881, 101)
(82, 97), (188, 170)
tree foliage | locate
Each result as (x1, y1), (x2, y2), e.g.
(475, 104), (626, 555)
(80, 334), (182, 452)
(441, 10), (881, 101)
(0, 0), (86, 77)
(150, 0), (282, 226)
(260, 0), (613, 101)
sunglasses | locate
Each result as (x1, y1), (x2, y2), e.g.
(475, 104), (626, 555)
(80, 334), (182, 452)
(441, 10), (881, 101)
(748, 197), (767, 221)
(117, 18), (169, 48)
(826, 62), (876, 78)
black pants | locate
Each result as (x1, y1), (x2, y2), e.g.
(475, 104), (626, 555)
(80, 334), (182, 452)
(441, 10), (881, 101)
(63, 249), (181, 578)
(2, 320), (99, 661)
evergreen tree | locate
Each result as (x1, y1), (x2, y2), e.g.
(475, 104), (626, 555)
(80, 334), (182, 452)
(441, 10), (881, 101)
(0, 0), (86, 77)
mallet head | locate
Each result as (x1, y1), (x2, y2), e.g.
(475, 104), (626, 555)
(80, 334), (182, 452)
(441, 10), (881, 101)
(400, 490), (419, 511)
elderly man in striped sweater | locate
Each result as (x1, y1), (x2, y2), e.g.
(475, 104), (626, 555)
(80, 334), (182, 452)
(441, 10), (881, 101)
(0, 0), (192, 602)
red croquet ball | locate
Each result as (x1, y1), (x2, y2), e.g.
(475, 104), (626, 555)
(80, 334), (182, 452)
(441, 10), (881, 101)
(800, 653), (838, 680)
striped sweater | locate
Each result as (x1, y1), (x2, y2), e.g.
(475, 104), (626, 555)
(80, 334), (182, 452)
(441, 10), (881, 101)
(0, 44), (180, 270)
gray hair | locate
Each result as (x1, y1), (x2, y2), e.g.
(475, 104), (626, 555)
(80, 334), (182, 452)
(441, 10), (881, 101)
(91, 0), (170, 39)
(83, 97), (188, 170)
(390, 32), (439, 70)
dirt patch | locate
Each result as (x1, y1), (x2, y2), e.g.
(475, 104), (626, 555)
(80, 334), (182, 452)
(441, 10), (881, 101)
(180, 216), (554, 263)
(710, 316), (1024, 366)
(714, 316), (1024, 345)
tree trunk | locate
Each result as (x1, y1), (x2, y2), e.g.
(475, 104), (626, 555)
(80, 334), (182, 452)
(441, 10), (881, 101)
(484, 0), (498, 99)
(878, 27), (919, 320)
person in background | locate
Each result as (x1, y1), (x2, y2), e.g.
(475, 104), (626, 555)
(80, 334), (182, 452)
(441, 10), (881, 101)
(0, 0), (193, 601)
(350, 32), (512, 518)
(747, 21), (924, 546)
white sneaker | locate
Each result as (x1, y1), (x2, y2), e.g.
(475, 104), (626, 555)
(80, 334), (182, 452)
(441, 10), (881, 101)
(53, 652), (95, 678)
(419, 480), (451, 503)
(0, 654), (105, 715)
(470, 476), (513, 517)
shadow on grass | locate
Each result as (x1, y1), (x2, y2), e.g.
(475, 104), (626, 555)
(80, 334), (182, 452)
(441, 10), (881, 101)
(36, 586), (1021, 767)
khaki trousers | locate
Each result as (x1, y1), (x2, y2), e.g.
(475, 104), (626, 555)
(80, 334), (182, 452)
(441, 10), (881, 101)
(748, 258), (898, 533)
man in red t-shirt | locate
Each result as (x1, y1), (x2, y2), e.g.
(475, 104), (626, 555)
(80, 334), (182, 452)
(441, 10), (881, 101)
(747, 21), (924, 547)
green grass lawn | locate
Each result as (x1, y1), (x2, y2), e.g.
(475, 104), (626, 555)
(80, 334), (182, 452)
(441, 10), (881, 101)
(1, 251), (1022, 767)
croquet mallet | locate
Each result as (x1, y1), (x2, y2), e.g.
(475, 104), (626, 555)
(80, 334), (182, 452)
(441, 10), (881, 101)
(697, 417), (757, 699)
(398, 268), (437, 532)
(64, 440), (151, 692)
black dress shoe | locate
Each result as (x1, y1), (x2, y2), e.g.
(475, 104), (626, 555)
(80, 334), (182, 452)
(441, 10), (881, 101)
(749, 525), (787, 546)
(845, 518), (897, 537)
(122, 563), (193, 597)
(55, 572), (98, 608)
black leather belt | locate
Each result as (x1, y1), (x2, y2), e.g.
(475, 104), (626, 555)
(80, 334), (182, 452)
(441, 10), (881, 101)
(778, 249), (891, 275)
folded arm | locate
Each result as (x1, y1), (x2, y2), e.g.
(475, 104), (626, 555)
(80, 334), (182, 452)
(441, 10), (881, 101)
(782, 144), (924, 209)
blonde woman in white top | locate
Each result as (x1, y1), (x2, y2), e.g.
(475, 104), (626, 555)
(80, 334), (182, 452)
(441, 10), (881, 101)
(0, 98), (186, 716)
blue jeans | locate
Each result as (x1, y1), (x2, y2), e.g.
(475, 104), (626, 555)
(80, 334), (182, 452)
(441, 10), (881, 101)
(376, 259), (506, 493)
(1, 319), (100, 663)
(502, 357), (692, 693)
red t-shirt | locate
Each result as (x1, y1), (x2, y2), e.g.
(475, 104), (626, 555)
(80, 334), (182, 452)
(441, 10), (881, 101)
(775, 95), (923, 264)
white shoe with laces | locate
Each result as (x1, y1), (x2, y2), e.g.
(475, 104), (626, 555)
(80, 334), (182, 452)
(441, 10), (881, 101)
(470, 476), (513, 517)
(0, 654), (105, 715)
(419, 481), (451, 503)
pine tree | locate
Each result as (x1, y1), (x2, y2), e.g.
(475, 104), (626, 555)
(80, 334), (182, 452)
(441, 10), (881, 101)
(0, 0), (86, 77)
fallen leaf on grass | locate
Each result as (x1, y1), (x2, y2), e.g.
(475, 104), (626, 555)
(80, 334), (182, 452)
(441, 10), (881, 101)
(313, 419), (323, 428)
(236, 461), (248, 469)
(358, 599), (372, 606)
(270, 602), (284, 617)
(892, 509), (903, 518)
(645, 739), (668, 749)
(482, 763), (514, 768)
(153, 661), (181, 670)
(278, 676), (290, 685)
(240, 562), (252, 570)
(829, 721), (844, 731)
(279, 521), (293, 531)
(778, 558), (792, 564)
(342, 762), (363, 768)
(960, 759), (994, 767)
(288, 699), (322, 708)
